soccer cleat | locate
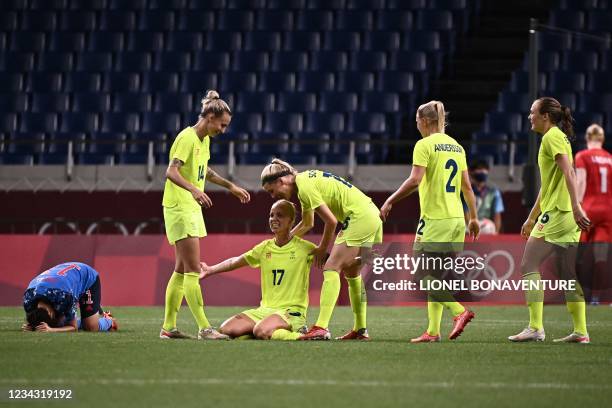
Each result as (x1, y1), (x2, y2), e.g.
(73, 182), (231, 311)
(298, 325), (331, 340)
(335, 328), (370, 340)
(553, 332), (590, 344)
(448, 309), (475, 340)
(508, 327), (546, 342)
(410, 332), (441, 343)
(197, 327), (230, 340)
(159, 328), (194, 340)
(102, 311), (118, 331)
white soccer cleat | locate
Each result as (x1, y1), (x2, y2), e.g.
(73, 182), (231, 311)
(198, 327), (230, 340)
(553, 332), (590, 344)
(508, 327), (546, 342)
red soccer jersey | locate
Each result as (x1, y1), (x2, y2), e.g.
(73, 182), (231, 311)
(575, 147), (612, 207)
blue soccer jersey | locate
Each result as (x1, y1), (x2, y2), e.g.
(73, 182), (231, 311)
(23, 262), (99, 323)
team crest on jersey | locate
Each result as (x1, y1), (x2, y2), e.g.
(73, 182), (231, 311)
(290, 251), (296, 260)
(266, 252), (272, 259)
(195, 148), (200, 156)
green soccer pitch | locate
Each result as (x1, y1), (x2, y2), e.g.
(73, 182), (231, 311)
(1, 306), (610, 407)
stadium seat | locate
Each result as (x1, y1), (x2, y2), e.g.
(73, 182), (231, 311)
(11, 32), (45, 52)
(376, 10), (413, 30)
(89, 132), (127, 155)
(154, 51), (191, 72)
(574, 34), (611, 51)
(142, 72), (179, 92)
(139, 11), (175, 30)
(548, 72), (586, 92)
(416, 10), (453, 30)
(154, 93), (194, 113)
(323, 31), (361, 51)
(251, 132), (290, 155)
(149, 0), (187, 9)
(101, 113), (140, 133)
(227, 0), (266, 9)
(115, 52), (153, 71)
(268, 0), (305, 8)
(0, 153), (34, 165)
(69, 0), (106, 9)
(283, 31), (321, 51)
(103, 73), (140, 92)
(264, 113), (303, 133)
(572, 112), (604, 134)
(48, 32), (86, 52)
(361, 92), (400, 113)
(244, 32), (282, 52)
(0, 114), (18, 133)
(336, 10), (374, 30)
(347, 113), (387, 133)
(109, 0), (147, 8)
(72, 93), (111, 113)
(256, 10), (294, 30)
(277, 92), (316, 112)
(2, 52), (34, 72)
(59, 10), (97, 30)
(127, 32), (164, 52)
(167, 32), (204, 52)
(187, 0), (226, 8)
(64, 73), (102, 92)
(21, 11), (56, 31)
(587, 72), (612, 92)
(0, 95), (28, 113)
(497, 92), (532, 112)
(142, 113), (181, 133)
(19, 113), (58, 133)
(296, 10), (333, 30)
(60, 112), (99, 133)
(26, 73), (63, 93)
(177, 11), (214, 30)
(113, 93), (152, 112)
(319, 92), (358, 112)
(390, 51), (427, 71)
(377, 72), (414, 92)
(76, 52), (112, 71)
(236, 92), (275, 112)
(32, 94), (70, 113)
(232, 51), (270, 71)
(337, 72), (375, 91)
(363, 31), (401, 51)
(38, 52), (74, 71)
(270, 51), (308, 71)
(484, 112), (522, 133)
(311, 51), (348, 71)
(88, 32), (124, 52)
(587, 11), (612, 31)
(509, 72), (547, 92)
(99, 11), (136, 31)
(578, 93), (612, 112)
(307, 0), (345, 8)
(180, 72), (218, 92)
(305, 113), (345, 133)
(471, 131), (509, 164)
(228, 114), (263, 133)
(550, 10), (585, 31)
(561, 51), (599, 71)
(387, 0), (426, 9)
(556, 92), (578, 111)
(75, 153), (115, 165)
(0, 11), (17, 30)
(218, 10), (255, 31)
(403, 31), (441, 52)
(558, 0), (597, 9)
(537, 32), (572, 51)
(219, 73), (257, 93)
(349, 51), (388, 71)
(206, 31), (243, 51)
(0, 73), (24, 92)
(193, 51), (230, 71)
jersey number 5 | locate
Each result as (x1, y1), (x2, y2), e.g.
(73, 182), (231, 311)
(445, 159), (458, 193)
(272, 269), (285, 285)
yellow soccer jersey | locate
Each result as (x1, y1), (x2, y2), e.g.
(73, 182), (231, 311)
(162, 127), (210, 211)
(538, 126), (573, 212)
(295, 170), (374, 222)
(243, 236), (316, 314)
(412, 133), (467, 219)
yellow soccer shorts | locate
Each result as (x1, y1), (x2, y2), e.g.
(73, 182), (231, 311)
(413, 217), (465, 253)
(531, 209), (580, 247)
(163, 205), (207, 245)
(242, 306), (306, 332)
(335, 203), (383, 247)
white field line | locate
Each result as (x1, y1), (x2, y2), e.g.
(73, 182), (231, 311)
(0, 378), (610, 390)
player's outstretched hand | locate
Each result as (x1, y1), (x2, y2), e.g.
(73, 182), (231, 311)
(573, 204), (592, 231)
(311, 246), (328, 268)
(467, 218), (480, 241)
(229, 184), (251, 204)
(199, 262), (210, 280)
(521, 218), (536, 239)
(35, 322), (51, 332)
(380, 201), (392, 222)
(22, 323), (33, 331)
(192, 189), (213, 208)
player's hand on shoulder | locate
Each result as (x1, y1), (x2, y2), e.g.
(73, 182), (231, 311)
(192, 189), (213, 208)
(521, 218), (536, 239)
(229, 184), (251, 204)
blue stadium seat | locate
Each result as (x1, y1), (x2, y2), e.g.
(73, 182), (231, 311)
(89, 132), (127, 155)
(244, 31), (282, 51)
(471, 131), (508, 164)
(180, 72), (218, 92)
(416, 10), (453, 30)
(219, 73), (257, 92)
(558, 0), (597, 8)
(88, 32), (124, 52)
(38, 52), (74, 71)
(377, 72), (415, 92)
(387, 0), (426, 9)
(484, 112), (522, 133)
(110, 0), (145, 8)
(0, 153), (34, 165)
(550, 10), (585, 31)
(49, 33), (86, 52)
(509, 72), (546, 92)
(291, 133), (331, 157)
(311, 51), (348, 71)
(270, 51), (308, 71)
(307, 0), (345, 8)
(154, 51), (191, 71)
(537, 32), (572, 51)
(0, 114), (18, 133)
(227, 0), (265, 8)
(188, 0), (226, 8)
(268, 0), (305, 8)
(497, 92), (532, 112)
(376, 11), (413, 30)
(323, 31), (361, 50)
(206, 31), (243, 51)
(76, 52), (112, 71)
(0, 11), (17, 30)
(32, 94), (70, 113)
(587, 11), (612, 31)
(76, 153), (115, 165)
(232, 51), (270, 71)
(60, 113), (99, 133)
(361, 92), (400, 113)
(236, 92), (275, 112)
(11, 32), (45, 52)
(251, 132), (291, 156)
(0, 73), (24, 92)
(578, 93), (612, 112)
(256, 10), (294, 30)
(587, 72), (612, 92)
(228, 114), (263, 133)
(72, 93), (111, 112)
(349, 51), (387, 71)
(337, 72), (375, 91)
(363, 31), (401, 50)
(139, 11), (175, 30)
(336, 10), (373, 30)
(0, 0), (27, 9)
(101, 113), (140, 133)
(0, 95), (28, 113)
(283, 31), (321, 51)
(177, 11), (215, 30)
(561, 51), (599, 71)
(403, 31), (441, 52)
(21, 11), (56, 31)
(319, 92), (358, 112)
(142, 72), (179, 92)
(59, 11), (96, 30)
(390, 51), (427, 71)
(2, 52), (34, 72)
(115, 52), (153, 71)
(65, 73), (102, 92)
(128, 32), (164, 52)
(264, 113), (303, 133)
(103, 73), (140, 92)
(20, 113), (58, 133)
(142, 113), (181, 133)
(30, 0), (67, 9)
(572, 112), (604, 134)
(298, 72), (335, 92)
(26, 73), (62, 93)
(218, 10), (254, 30)
(548, 72), (586, 92)
(113, 93), (152, 112)
(99, 11), (136, 31)
(347, 113), (386, 133)
(167, 32), (203, 52)
(574, 34), (611, 51)
(193, 51), (230, 71)
(556, 92), (578, 112)
(277, 92), (316, 112)
(527, 51), (560, 72)
(69, 0), (107, 9)
(305, 113), (345, 133)
(149, 0), (187, 8)
(347, 0), (385, 8)
(154, 93), (194, 113)
(297, 10), (333, 30)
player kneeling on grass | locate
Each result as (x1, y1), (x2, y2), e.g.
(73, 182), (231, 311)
(22, 262), (117, 333)
(199, 199), (315, 340)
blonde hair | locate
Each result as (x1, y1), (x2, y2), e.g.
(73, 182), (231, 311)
(586, 123), (605, 143)
(272, 199), (297, 225)
(200, 90), (232, 118)
(417, 100), (447, 133)
(261, 158), (297, 186)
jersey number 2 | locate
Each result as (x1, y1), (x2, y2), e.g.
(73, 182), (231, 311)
(272, 269), (285, 286)
(445, 159), (458, 193)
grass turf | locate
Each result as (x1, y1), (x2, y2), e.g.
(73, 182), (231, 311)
(1, 305), (611, 407)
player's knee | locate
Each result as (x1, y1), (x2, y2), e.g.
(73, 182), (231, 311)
(252, 324), (272, 340)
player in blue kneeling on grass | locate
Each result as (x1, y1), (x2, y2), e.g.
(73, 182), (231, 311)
(200, 199), (315, 340)
(22, 262), (117, 333)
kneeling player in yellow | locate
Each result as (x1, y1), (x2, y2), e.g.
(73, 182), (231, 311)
(160, 90), (250, 340)
(200, 200), (315, 340)
(380, 101), (480, 343)
(261, 159), (383, 340)
(509, 97), (591, 343)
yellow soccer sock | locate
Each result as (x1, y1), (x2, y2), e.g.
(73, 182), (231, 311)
(565, 281), (587, 335)
(426, 298), (444, 336)
(183, 272), (211, 330)
(315, 270), (340, 329)
(525, 272), (544, 330)
(271, 329), (301, 340)
(346, 275), (367, 331)
(442, 301), (465, 317)
(162, 271), (184, 331)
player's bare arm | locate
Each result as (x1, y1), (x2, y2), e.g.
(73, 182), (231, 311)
(206, 167), (251, 204)
(166, 158), (212, 207)
(200, 256), (249, 279)
(291, 209), (314, 237)
(380, 165), (425, 221)
(461, 170), (480, 240)
(555, 153), (591, 230)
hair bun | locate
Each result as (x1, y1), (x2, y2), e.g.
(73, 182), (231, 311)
(205, 90), (220, 100)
